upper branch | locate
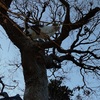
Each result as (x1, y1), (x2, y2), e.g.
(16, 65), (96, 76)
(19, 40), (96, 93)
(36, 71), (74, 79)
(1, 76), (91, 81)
(0, 13), (31, 49)
(53, 54), (100, 70)
(0, 0), (33, 49)
(59, 0), (70, 23)
(40, 0), (71, 48)
(39, 1), (49, 21)
(39, 7), (100, 50)
(58, 0), (71, 43)
(71, 7), (100, 30)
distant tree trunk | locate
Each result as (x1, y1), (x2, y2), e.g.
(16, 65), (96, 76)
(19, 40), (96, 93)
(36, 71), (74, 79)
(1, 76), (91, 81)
(21, 45), (48, 100)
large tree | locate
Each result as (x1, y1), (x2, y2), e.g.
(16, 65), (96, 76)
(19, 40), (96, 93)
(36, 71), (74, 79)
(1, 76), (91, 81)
(0, 0), (100, 100)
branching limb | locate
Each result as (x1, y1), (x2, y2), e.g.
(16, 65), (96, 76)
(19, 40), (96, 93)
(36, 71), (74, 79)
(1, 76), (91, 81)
(49, 53), (100, 71)
(39, 4), (100, 50)
(71, 27), (82, 49)
(0, 76), (5, 93)
(58, 0), (71, 44)
(39, 1), (49, 21)
(59, 0), (70, 23)
(71, 7), (100, 30)
(71, 49), (100, 59)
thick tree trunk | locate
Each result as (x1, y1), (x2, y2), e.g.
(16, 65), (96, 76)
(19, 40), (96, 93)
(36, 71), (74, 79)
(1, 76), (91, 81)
(21, 46), (48, 100)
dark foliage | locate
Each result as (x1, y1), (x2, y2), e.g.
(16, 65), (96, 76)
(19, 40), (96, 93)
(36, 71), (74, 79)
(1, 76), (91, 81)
(0, 94), (22, 100)
(48, 79), (73, 100)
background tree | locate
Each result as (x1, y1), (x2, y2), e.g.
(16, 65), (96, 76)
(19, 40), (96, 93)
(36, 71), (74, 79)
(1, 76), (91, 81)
(0, 0), (100, 100)
(48, 79), (73, 100)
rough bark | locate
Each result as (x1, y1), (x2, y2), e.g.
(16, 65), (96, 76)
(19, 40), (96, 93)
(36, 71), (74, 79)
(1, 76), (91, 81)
(21, 46), (48, 100)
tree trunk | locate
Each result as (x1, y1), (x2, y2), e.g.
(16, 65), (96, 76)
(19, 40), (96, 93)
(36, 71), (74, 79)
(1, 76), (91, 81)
(0, 8), (49, 99)
(21, 46), (48, 100)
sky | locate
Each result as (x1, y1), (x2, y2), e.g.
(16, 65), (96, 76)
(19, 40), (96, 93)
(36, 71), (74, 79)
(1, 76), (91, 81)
(0, 0), (100, 100)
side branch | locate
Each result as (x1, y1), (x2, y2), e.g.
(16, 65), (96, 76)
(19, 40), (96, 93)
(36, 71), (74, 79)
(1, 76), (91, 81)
(0, 13), (31, 49)
(41, 7), (100, 49)
(0, 0), (13, 14)
(59, 0), (70, 23)
(58, 0), (71, 44)
(0, 0), (34, 49)
(52, 54), (100, 70)
(71, 7), (100, 30)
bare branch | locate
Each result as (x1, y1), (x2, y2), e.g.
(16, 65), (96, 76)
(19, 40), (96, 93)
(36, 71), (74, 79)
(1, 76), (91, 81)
(59, 0), (70, 23)
(71, 27), (82, 49)
(58, 0), (71, 43)
(71, 7), (100, 30)
(39, 1), (49, 21)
